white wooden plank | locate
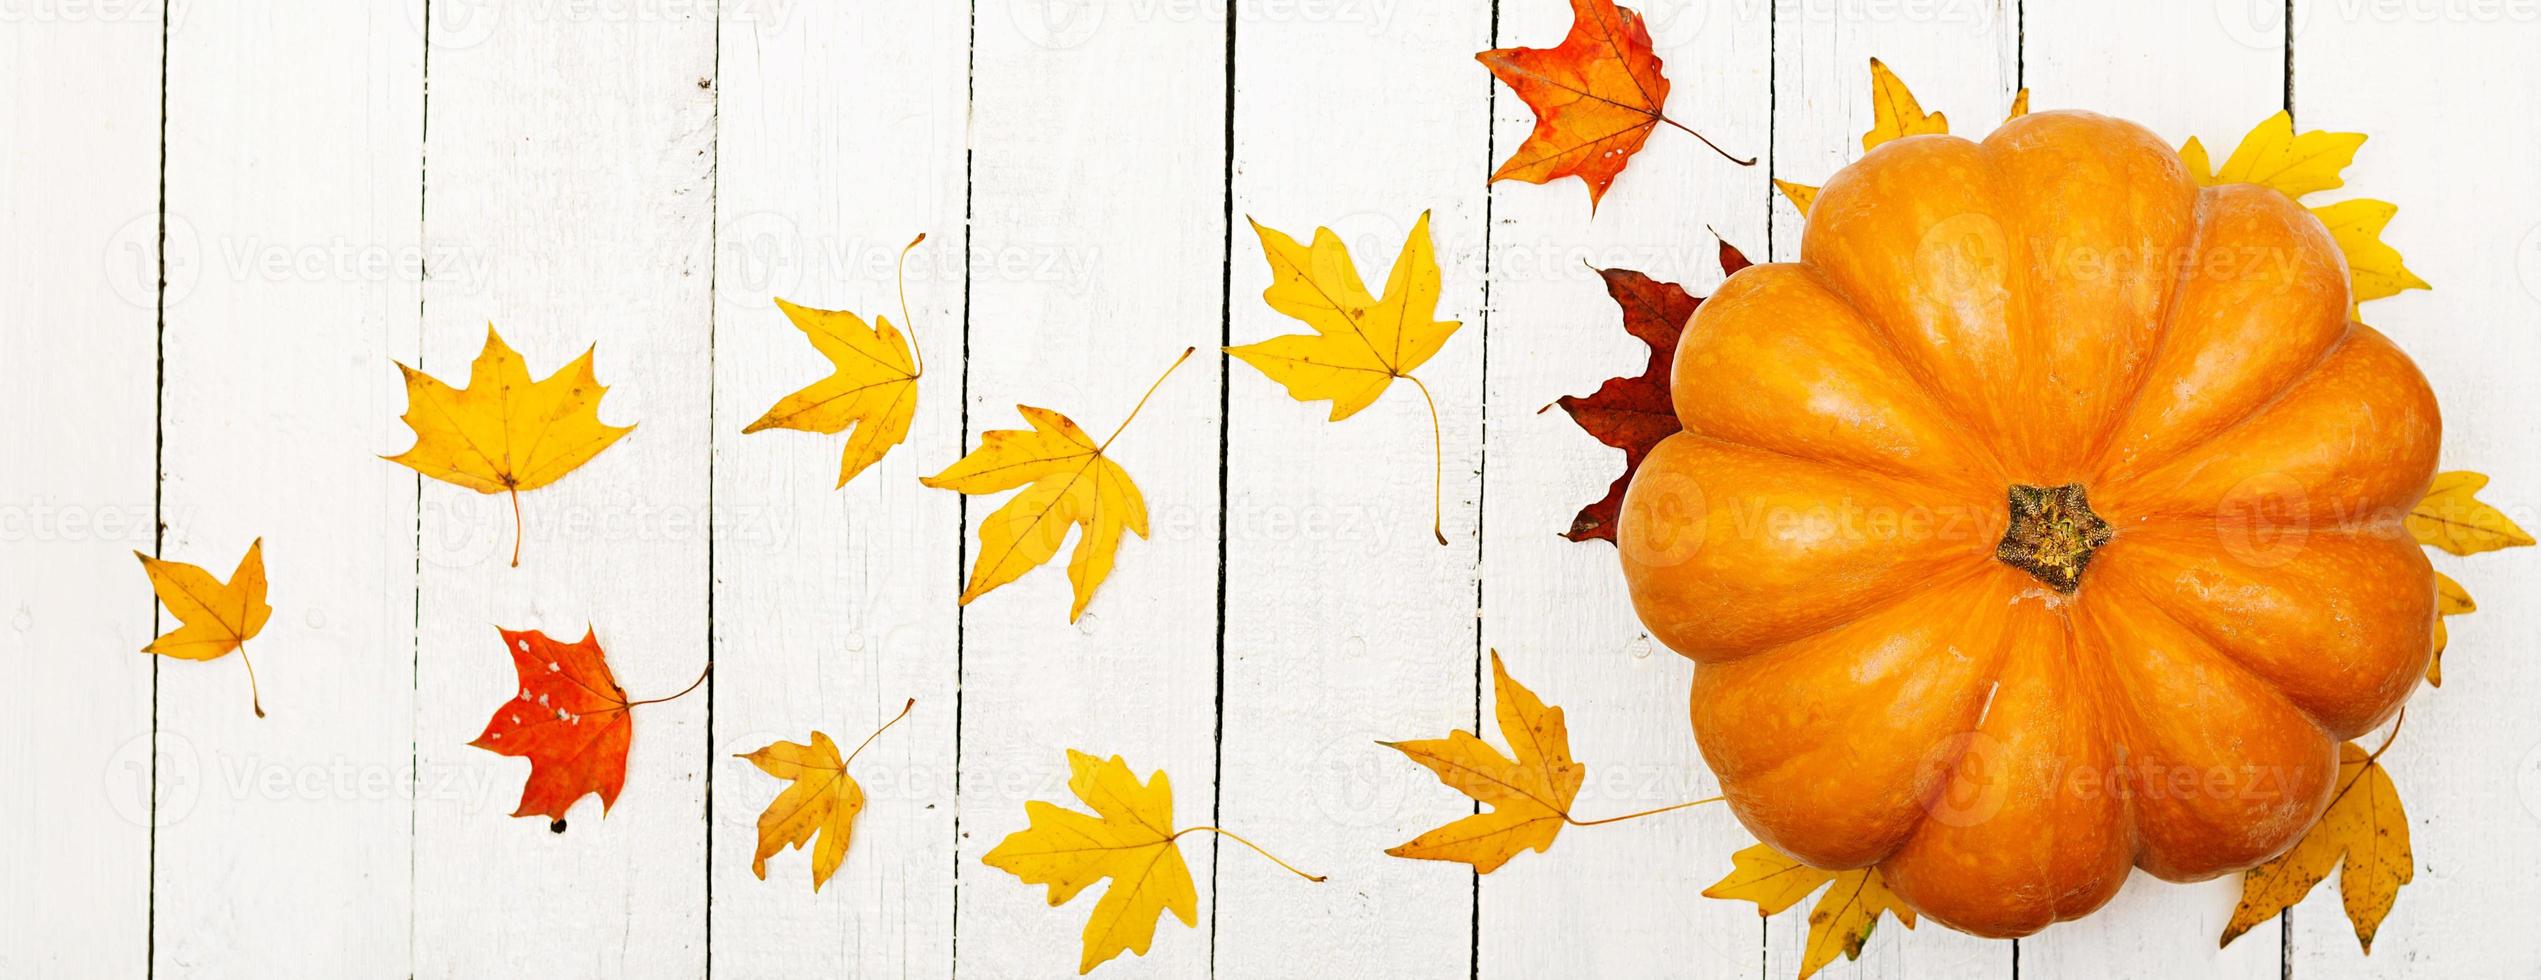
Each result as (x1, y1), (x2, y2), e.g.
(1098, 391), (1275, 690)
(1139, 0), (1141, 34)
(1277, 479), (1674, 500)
(2293, 6), (2541, 977)
(0, 7), (162, 975)
(1770, 4), (2020, 266)
(1475, 0), (1771, 976)
(706, 3), (965, 976)
(1218, 2), (1488, 977)
(1769, 6), (2019, 977)
(2024, 0), (2285, 149)
(17, 5), (2540, 977)
(954, 3), (1228, 977)
(409, 8), (717, 976)
(2012, 3), (2286, 977)
(151, 3), (422, 975)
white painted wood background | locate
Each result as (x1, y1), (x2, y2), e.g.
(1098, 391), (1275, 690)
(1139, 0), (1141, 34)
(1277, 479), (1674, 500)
(4, 0), (2537, 977)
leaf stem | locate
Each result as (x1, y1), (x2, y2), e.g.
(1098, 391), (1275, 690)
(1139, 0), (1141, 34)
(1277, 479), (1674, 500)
(2320, 708), (2408, 815)
(624, 661), (713, 709)
(898, 232), (927, 378)
(843, 698), (917, 768)
(2365, 707), (2407, 764)
(1404, 373), (1447, 546)
(1172, 826), (1326, 883)
(1659, 114), (1757, 166)
(507, 487), (523, 568)
(1099, 346), (1197, 453)
(238, 639), (265, 719)
(1564, 795), (1722, 827)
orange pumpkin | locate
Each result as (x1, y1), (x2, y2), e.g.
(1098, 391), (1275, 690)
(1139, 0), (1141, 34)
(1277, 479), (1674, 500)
(1618, 110), (2439, 938)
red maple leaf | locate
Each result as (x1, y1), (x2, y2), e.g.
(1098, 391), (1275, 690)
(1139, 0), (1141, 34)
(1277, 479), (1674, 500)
(1551, 237), (1752, 542)
(471, 627), (705, 832)
(1479, 0), (1750, 211)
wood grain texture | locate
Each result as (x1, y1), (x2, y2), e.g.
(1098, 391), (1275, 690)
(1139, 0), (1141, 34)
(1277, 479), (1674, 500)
(2293, 2), (2541, 974)
(1220, 2), (1489, 977)
(409, 6), (717, 976)
(152, 3), (422, 975)
(1768, 4), (2019, 976)
(2015, 3), (2285, 975)
(953, 3), (1229, 977)
(12, 3), (2541, 977)
(707, 2), (966, 975)
(1476, 0), (1773, 976)
(0, 7), (162, 975)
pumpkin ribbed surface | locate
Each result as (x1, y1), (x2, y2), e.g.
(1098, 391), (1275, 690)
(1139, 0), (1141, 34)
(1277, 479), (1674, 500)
(1618, 110), (2439, 938)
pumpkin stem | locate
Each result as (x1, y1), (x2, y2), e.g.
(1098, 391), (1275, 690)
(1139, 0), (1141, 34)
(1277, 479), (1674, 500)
(1995, 483), (2113, 593)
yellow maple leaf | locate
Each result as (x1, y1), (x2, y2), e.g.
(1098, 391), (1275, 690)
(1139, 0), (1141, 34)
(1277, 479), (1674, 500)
(983, 750), (1321, 974)
(1228, 211), (1461, 545)
(2180, 111), (2364, 199)
(2223, 741), (2413, 953)
(2310, 199), (2432, 310)
(1775, 178), (1820, 217)
(737, 699), (912, 892)
(1706, 843), (1918, 980)
(985, 751), (1193, 974)
(387, 326), (635, 567)
(2179, 112), (2424, 310)
(1382, 650), (1715, 874)
(135, 538), (273, 717)
(1382, 651), (1586, 872)
(922, 350), (1188, 622)
(1704, 841), (1836, 916)
(2409, 471), (2535, 555)
(1863, 57), (1947, 151)
(2428, 571), (2473, 686)
(1778, 59), (1952, 218)
(743, 237), (928, 488)
(2006, 87), (2030, 121)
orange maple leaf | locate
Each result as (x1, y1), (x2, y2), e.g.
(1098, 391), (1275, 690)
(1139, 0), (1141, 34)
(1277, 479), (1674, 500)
(1478, 0), (1748, 211)
(134, 538), (274, 717)
(471, 627), (707, 832)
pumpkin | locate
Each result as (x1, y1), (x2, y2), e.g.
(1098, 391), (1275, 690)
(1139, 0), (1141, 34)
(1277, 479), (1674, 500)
(1618, 110), (2439, 938)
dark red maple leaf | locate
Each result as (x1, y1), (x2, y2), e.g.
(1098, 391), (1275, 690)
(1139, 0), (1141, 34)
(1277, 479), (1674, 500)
(1551, 237), (1752, 542)
(471, 627), (706, 832)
